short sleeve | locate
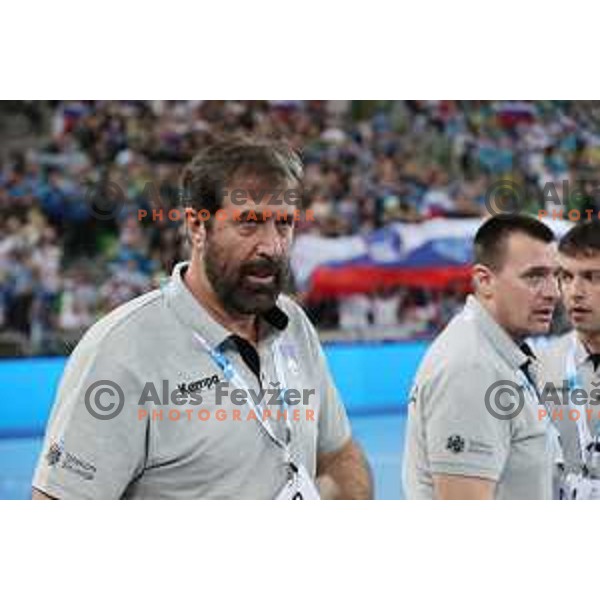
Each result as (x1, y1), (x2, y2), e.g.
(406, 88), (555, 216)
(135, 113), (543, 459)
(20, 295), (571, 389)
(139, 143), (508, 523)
(32, 340), (148, 499)
(421, 363), (511, 481)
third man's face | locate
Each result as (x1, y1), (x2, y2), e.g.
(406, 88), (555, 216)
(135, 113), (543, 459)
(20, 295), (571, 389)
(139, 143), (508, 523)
(558, 252), (600, 337)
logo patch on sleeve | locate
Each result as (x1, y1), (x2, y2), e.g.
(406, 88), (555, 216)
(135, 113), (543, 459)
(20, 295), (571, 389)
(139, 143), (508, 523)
(44, 439), (96, 480)
(46, 440), (63, 466)
(446, 435), (465, 454)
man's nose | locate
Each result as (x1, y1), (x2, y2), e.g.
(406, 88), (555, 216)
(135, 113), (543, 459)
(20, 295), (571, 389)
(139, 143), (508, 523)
(543, 273), (560, 301)
(256, 221), (287, 257)
(571, 275), (586, 299)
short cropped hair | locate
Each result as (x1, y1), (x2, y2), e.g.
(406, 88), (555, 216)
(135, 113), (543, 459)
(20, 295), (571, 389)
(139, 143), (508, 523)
(558, 220), (600, 258)
(181, 136), (303, 215)
(474, 214), (555, 271)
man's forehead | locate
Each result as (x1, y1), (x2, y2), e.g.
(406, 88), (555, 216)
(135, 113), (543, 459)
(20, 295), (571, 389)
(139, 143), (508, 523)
(504, 232), (553, 252)
(504, 233), (557, 267)
(221, 173), (301, 216)
(559, 251), (600, 270)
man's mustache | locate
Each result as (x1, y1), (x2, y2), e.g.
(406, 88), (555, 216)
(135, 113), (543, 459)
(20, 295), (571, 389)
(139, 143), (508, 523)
(240, 257), (287, 278)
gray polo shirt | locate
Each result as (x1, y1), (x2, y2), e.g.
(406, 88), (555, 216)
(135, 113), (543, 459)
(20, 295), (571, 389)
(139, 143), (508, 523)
(538, 331), (600, 476)
(403, 295), (554, 500)
(33, 262), (351, 499)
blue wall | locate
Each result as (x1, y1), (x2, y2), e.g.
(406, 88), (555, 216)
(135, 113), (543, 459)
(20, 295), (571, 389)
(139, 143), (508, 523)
(325, 341), (427, 414)
(0, 341), (428, 437)
(0, 358), (65, 437)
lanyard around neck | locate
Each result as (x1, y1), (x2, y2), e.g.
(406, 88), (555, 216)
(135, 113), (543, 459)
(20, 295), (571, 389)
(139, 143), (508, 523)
(192, 331), (293, 465)
(565, 337), (594, 466)
(517, 352), (565, 466)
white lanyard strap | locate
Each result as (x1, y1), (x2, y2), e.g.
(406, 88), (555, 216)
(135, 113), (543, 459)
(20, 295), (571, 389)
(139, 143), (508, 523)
(192, 332), (293, 465)
(565, 339), (593, 465)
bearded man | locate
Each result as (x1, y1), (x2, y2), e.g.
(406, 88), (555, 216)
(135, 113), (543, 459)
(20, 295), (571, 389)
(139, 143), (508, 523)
(32, 137), (372, 500)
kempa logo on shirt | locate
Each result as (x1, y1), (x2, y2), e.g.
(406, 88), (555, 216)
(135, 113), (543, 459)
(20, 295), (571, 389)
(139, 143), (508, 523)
(176, 374), (220, 394)
(138, 378), (220, 405)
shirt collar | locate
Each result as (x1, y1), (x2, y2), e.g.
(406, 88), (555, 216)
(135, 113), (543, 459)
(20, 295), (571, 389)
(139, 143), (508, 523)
(463, 295), (531, 371)
(163, 261), (289, 350)
(572, 331), (599, 369)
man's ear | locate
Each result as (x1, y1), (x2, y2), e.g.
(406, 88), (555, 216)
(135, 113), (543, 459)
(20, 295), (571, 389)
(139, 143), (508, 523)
(185, 209), (206, 253)
(472, 263), (495, 299)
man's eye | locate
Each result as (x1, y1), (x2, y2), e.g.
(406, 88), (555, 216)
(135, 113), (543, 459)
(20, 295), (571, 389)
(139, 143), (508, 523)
(524, 273), (547, 286)
(240, 221), (258, 230)
(559, 272), (573, 283)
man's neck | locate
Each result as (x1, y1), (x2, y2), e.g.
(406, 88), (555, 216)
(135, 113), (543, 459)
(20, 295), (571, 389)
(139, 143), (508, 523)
(473, 294), (525, 344)
(576, 330), (600, 355)
(184, 261), (258, 344)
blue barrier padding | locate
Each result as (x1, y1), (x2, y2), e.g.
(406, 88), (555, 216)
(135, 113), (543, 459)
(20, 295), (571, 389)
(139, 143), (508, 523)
(324, 341), (428, 414)
(0, 341), (428, 437)
(0, 357), (65, 437)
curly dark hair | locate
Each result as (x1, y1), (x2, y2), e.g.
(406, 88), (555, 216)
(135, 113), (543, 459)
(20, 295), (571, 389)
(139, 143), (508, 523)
(180, 135), (303, 216)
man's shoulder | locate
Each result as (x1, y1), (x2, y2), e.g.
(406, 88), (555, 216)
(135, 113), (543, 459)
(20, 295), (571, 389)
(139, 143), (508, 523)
(423, 309), (480, 365)
(537, 332), (574, 379)
(275, 294), (324, 353)
(72, 288), (164, 358)
(415, 308), (499, 389)
(277, 294), (312, 330)
(538, 332), (573, 358)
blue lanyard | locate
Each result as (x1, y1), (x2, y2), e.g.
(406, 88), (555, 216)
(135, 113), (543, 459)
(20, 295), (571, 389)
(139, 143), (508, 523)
(193, 331), (294, 469)
(565, 337), (593, 465)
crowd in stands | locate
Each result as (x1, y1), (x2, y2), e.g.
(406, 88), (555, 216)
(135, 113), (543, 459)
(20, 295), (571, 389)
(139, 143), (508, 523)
(1, 100), (599, 355)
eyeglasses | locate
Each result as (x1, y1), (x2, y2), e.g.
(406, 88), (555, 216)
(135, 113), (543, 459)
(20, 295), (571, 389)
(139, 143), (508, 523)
(520, 270), (560, 290)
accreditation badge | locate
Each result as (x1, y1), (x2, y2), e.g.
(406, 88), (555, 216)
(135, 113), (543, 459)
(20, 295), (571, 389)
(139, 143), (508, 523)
(558, 473), (600, 500)
(275, 462), (321, 500)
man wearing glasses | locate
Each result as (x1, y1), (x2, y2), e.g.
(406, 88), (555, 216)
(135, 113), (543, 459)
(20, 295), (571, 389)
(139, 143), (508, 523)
(403, 214), (561, 499)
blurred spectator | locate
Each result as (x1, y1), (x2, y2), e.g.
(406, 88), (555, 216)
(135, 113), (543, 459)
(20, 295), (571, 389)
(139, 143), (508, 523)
(1, 100), (599, 354)
(372, 287), (402, 327)
(339, 294), (372, 330)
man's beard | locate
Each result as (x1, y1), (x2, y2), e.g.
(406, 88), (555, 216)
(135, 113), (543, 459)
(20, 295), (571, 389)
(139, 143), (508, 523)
(203, 240), (290, 316)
